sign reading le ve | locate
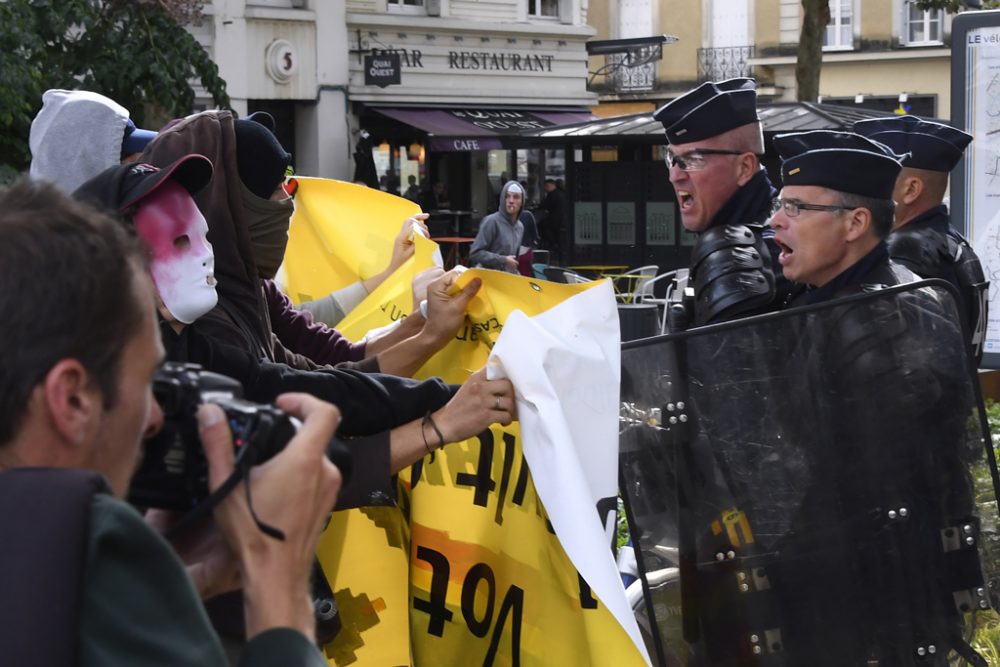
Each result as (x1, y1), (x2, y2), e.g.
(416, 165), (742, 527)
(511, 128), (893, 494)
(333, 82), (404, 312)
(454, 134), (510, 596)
(365, 53), (401, 88)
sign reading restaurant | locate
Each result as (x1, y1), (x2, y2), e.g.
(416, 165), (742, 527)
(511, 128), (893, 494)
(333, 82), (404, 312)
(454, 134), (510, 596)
(371, 47), (555, 72)
(447, 51), (553, 72)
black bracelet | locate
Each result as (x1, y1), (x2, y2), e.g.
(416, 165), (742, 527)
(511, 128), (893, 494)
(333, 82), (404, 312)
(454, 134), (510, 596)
(422, 410), (446, 453)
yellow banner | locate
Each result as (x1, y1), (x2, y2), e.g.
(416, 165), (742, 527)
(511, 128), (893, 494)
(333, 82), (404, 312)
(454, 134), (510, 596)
(282, 177), (423, 304)
(285, 179), (645, 666)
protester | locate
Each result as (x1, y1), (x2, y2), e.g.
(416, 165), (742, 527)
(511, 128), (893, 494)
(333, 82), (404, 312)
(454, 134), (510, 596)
(72, 157), (517, 505)
(0, 177), (339, 666)
(653, 78), (783, 326)
(469, 180), (525, 273)
(140, 110), (469, 376)
(853, 115), (988, 361)
(768, 130), (912, 304)
(29, 88), (157, 193)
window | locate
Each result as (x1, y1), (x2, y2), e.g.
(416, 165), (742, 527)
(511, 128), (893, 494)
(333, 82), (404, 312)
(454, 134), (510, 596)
(388, 0), (425, 13)
(529, 0), (559, 19)
(904, 3), (943, 45)
(823, 0), (853, 51)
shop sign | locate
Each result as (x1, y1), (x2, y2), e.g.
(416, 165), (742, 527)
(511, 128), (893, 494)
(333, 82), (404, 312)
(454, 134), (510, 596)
(364, 53), (401, 87)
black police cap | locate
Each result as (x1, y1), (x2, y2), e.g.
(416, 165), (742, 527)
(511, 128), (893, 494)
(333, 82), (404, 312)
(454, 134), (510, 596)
(72, 154), (214, 214)
(653, 78), (759, 145)
(774, 130), (904, 200)
(853, 115), (971, 172)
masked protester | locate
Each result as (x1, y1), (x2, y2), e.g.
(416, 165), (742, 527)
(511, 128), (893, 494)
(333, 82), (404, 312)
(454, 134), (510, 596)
(140, 110), (468, 378)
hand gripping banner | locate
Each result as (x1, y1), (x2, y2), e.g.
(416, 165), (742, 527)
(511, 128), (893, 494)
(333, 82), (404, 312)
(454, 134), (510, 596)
(284, 178), (650, 666)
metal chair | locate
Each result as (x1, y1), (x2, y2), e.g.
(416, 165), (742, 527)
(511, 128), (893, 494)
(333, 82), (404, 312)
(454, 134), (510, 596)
(615, 264), (659, 304)
(543, 266), (590, 284)
(635, 270), (678, 335)
(564, 271), (594, 284)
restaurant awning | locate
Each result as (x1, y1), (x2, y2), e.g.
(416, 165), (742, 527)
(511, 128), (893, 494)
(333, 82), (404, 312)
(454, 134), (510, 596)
(523, 101), (902, 144)
(373, 107), (595, 151)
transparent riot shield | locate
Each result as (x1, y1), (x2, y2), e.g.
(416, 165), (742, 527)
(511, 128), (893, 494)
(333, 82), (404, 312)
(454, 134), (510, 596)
(619, 280), (1000, 667)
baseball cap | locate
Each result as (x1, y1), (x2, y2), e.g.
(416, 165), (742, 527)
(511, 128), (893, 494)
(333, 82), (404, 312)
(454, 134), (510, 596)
(72, 154), (214, 214)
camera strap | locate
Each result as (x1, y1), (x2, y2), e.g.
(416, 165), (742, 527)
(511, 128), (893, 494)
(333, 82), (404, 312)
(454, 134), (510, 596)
(165, 450), (285, 541)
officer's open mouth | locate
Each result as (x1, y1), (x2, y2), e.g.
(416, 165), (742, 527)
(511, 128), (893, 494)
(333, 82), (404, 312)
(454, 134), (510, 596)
(677, 191), (693, 210)
(774, 237), (793, 258)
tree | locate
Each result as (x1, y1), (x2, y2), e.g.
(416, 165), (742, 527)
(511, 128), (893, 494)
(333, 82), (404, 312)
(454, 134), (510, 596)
(0, 0), (230, 182)
(795, 0), (830, 102)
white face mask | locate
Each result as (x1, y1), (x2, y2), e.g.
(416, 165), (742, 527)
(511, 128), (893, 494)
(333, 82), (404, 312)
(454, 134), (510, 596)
(134, 181), (218, 324)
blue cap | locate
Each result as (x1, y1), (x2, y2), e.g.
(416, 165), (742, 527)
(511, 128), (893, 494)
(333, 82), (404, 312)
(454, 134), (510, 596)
(122, 118), (157, 155)
(774, 130), (904, 200)
(653, 78), (760, 144)
(852, 116), (971, 172)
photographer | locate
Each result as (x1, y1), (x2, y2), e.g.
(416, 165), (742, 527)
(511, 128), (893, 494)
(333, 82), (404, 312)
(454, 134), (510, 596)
(0, 179), (339, 666)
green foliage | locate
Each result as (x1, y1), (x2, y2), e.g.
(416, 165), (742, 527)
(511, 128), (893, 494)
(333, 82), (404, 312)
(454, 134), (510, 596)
(0, 0), (230, 181)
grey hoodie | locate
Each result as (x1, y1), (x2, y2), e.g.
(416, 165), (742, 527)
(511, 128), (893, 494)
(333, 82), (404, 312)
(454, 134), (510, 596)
(29, 89), (130, 193)
(469, 180), (525, 273)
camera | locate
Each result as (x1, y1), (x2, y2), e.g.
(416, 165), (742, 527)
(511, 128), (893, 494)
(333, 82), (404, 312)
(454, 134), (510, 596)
(128, 362), (349, 511)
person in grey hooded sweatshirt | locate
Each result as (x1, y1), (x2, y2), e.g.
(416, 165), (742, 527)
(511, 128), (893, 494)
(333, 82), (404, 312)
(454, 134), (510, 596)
(469, 180), (525, 273)
(29, 89), (157, 193)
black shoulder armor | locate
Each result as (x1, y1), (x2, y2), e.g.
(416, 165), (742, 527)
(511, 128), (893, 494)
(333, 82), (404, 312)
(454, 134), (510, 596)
(887, 225), (949, 280)
(690, 224), (775, 326)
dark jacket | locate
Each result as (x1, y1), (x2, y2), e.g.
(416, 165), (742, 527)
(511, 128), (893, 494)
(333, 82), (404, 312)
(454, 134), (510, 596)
(263, 279), (374, 372)
(0, 468), (326, 667)
(160, 322), (456, 507)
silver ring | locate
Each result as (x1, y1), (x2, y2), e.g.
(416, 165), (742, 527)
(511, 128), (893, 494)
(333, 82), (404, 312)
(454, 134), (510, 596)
(495, 396), (502, 411)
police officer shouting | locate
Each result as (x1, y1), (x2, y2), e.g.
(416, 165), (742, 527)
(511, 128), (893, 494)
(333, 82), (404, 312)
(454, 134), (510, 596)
(654, 78), (783, 327)
(768, 130), (912, 305)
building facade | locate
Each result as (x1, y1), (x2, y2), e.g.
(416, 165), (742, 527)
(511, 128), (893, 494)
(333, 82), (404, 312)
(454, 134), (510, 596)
(190, 0), (596, 223)
(586, 0), (957, 120)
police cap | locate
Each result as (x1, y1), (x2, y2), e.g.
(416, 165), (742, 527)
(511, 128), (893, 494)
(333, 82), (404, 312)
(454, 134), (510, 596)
(653, 78), (760, 145)
(774, 130), (904, 200)
(852, 115), (971, 172)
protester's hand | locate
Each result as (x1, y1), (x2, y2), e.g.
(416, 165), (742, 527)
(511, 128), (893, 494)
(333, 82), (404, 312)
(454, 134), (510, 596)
(199, 394), (342, 640)
(388, 214), (430, 273)
(432, 368), (516, 444)
(422, 270), (481, 345)
(504, 256), (518, 272)
(146, 509), (241, 600)
(411, 267), (445, 313)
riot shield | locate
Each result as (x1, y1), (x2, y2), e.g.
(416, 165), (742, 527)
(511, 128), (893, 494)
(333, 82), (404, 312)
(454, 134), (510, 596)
(620, 281), (1000, 667)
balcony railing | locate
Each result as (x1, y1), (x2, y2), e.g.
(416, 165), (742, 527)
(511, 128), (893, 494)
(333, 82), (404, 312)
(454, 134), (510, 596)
(697, 46), (754, 82)
(606, 52), (657, 92)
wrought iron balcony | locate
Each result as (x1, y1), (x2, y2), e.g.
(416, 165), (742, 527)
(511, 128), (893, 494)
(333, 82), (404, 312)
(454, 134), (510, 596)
(697, 46), (754, 82)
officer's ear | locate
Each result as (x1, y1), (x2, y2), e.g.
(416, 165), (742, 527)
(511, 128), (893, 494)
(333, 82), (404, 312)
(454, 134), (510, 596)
(734, 152), (759, 187)
(898, 174), (923, 206)
(844, 206), (872, 243)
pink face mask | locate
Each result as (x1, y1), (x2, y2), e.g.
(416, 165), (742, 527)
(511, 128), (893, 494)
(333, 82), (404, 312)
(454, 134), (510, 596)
(133, 181), (217, 324)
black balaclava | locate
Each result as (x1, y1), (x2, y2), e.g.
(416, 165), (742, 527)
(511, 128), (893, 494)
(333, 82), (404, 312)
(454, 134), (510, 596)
(234, 117), (293, 279)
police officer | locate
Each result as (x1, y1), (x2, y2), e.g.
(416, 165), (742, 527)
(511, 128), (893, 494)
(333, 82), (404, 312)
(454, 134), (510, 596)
(768, 129), (913, 305)
(853, 116), (988, 362)
(653, 78), (782, 327)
